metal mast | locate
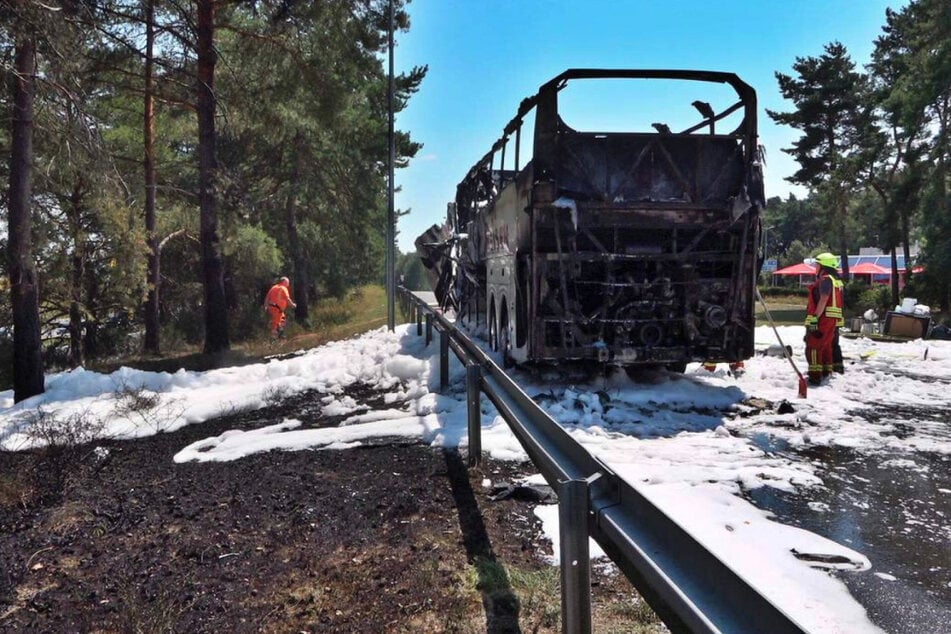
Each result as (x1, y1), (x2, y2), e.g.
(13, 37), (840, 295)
(386, 0), (396, 331)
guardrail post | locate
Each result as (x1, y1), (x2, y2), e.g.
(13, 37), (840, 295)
(439, 328), (450, 390)
(416, 308), (423, 336)
(559, 478), (592, 634)
(425, 313), (433, 345)
(466, 363), (482, 467)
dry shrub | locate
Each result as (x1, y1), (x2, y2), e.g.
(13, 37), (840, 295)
(112, 380), (183, 434)
(113, 381), (161, 416)
(22, 408), (106, 452)
(18, 408), (107, 500)
(44, 500), (92, 536)
(0, 473), (31, 508)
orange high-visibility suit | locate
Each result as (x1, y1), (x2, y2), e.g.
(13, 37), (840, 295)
(264, 278), (295, 336)
(804, 270), (844, 384)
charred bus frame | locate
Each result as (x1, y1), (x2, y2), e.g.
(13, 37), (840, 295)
(417, 69), (765, 371)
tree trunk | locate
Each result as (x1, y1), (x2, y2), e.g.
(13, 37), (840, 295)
(196, 0), (230, 353)
(285, 140), (310, 323)
(68, 180), (86, 368)
(83, 243), (100, 359)
(936, 95), (950, 312)
(870, 181), (900, 308)
(285, 194), (310, 323)
(838, 193), (850, 279)
(7, 36), (44, 402)
(900, 209), (912, 290)
(143, 0), (161, 354)
(890, 248), (899, 306)
(941, 95), (950, 312)
(69, 249), (84, 366)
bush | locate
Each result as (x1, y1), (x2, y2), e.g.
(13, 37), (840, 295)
(96, 313), (142, 358)
(230, 301), (271, 342)
(224, 224), (286, 341)
(21, 408), (106, 452)
(843, 281), (869, 314)
(850, 283), (892, 317)
(112, 380), (183, 435)
(165, 307), (205, 346)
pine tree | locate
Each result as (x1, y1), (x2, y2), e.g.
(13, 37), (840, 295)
(871, 0), (951, 310)
(195, 0), (230, 354)
(6, 30), (45, 401)
(768, 42), (875, 278)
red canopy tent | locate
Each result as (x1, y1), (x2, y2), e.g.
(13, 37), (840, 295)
(850, 262), (891, 284)
(851, 262), (890, 274)
(771, 262), (816, 286)
(772, 262), (815, 275)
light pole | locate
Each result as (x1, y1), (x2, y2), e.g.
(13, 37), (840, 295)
(386, 0), (395, 331)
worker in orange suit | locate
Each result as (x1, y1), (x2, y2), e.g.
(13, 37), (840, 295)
(264, 276), (296, 339)
(804, 253), (845, 386)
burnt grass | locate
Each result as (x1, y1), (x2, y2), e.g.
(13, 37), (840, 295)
(0, 385), (663, 633)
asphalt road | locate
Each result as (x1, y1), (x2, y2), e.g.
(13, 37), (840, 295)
(748, 412), (951, 634)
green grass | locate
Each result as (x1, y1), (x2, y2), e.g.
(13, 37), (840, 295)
(458, 558), (663, 633)
(94, 284), (393, 376)
(757, 294), (807, 326)
(755, 294), (951, 328)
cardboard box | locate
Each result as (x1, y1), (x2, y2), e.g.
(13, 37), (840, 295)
(884, 311), (930, 339)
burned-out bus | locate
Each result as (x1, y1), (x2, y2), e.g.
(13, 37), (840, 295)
(416, 69), (765, 371)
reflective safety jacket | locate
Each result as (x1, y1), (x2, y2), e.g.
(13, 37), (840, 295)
(806, 272), (844, 326)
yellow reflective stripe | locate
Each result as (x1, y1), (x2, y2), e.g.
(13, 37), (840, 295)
(824, 277), (843, 319)
(827, 277), (843, 309)
(831, 277), (844, 324)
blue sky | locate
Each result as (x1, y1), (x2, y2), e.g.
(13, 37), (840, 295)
(393, 0), (901, 252)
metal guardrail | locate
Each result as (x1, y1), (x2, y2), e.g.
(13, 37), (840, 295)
(398, 287), (807, 634)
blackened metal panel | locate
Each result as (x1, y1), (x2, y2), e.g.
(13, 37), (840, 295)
(554, 133), (746, 207)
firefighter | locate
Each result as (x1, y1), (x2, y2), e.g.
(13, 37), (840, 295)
(804, 253), (844, 385)
(264, 276), (296, 339)
(832, 323), (845, 375)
